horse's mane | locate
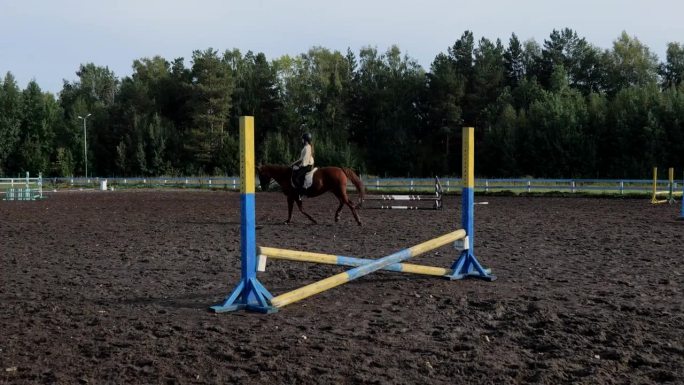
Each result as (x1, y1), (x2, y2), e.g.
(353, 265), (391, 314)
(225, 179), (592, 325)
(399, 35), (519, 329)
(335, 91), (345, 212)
(259, 164), (292, 183)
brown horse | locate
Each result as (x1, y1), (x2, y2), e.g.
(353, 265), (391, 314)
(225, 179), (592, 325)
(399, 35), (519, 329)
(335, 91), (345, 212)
(257, 165), (365, 225)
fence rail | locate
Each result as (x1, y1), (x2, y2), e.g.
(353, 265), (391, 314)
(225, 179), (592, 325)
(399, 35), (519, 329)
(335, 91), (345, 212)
(45, 176), (241, 190)
(26, 176), (680, 196)
(365, 177), (679, 195)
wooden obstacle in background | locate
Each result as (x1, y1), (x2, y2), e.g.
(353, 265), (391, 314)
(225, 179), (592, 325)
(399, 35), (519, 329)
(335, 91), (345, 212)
(210, 117), (495, 314)
(362, 177), (443, 210)
(2, 172), (43, 201)
(651, 167), (684, 204)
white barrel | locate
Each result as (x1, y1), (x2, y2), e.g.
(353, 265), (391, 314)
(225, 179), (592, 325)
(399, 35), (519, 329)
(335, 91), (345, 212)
(100, 180), (108, 191)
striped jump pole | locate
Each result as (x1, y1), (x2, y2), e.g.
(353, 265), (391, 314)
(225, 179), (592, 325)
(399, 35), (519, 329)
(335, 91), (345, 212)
(210, 116), (277, 313)
(258, 246), (493, 277)
(269, 230), (466, 308)
(448, 127), (496, 280)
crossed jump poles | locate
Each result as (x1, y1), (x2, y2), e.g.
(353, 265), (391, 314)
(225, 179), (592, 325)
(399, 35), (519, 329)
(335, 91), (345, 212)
(210, 116), (495, 314)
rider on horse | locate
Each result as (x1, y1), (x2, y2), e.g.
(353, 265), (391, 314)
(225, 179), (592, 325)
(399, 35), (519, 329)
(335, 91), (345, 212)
(291, 132), (314, 198)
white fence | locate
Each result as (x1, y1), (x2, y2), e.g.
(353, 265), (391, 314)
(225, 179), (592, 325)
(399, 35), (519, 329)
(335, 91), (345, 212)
(34, 176), (676, 196)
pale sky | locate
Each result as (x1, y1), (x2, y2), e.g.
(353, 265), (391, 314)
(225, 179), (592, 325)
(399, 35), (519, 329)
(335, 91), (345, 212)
(1, 0), (683, 94)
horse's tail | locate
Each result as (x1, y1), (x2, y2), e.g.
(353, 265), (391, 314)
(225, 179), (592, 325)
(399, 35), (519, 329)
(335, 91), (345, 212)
(342, 168), (365, 208)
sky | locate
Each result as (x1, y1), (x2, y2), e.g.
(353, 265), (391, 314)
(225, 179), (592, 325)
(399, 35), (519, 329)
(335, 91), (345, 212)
(1, 0), (683, 94)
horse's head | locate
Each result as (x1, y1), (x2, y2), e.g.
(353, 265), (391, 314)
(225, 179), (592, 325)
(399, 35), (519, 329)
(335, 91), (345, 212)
(256, 165), (272, 191)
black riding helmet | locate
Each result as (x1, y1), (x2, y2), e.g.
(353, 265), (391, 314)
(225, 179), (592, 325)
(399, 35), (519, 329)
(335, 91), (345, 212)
(301, 132), (312, 143)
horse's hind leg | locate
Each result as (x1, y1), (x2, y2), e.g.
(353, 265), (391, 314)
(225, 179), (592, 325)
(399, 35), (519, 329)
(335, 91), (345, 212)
(347, 200), (362, 226)
(334, 201), (344, 222)
(336, 191), (362, 226)
(296, 199), (318, 224)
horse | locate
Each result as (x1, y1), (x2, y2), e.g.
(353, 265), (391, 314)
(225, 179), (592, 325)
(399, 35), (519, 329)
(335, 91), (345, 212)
(257, 164), (365, 225)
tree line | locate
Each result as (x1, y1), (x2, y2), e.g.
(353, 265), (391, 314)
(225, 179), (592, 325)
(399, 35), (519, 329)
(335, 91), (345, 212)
(1, 29), (683, 179)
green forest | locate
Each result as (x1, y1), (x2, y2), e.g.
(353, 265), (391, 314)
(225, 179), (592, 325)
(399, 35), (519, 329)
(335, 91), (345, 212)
(1, 29), (683, 179)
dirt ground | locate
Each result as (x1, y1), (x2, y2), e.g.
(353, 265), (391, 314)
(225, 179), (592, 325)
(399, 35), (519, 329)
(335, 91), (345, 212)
(1, 190), (682, 384)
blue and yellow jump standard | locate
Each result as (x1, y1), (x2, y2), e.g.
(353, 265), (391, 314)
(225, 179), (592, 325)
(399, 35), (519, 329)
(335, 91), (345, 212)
(211, 119), (494, 313)
(448, 127), (496, 281)
(210, 116), (277, 313)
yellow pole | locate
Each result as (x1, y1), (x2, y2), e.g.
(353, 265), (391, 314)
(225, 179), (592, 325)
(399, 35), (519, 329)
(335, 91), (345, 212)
(669, 167), (675, 204)
(652, 167), (659, 204)
(270, 230), (465, 308)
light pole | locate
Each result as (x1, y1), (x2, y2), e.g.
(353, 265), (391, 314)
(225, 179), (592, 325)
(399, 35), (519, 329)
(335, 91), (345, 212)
(78, 113), (91, 178)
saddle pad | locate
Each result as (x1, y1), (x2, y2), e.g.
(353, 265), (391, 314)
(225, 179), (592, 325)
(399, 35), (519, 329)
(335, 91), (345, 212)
(303, 168), (317, 189)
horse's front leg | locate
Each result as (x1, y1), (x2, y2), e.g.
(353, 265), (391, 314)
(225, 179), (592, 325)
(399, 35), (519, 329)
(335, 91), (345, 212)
(296, 199), (318, 224)
(285, 197), (295, 224)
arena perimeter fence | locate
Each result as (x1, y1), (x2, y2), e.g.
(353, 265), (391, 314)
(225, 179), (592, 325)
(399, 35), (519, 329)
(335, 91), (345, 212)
(29, 176), (680, 197)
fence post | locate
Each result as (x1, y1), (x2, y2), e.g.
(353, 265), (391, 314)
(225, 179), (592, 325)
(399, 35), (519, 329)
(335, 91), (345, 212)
(571, 180), (576, 193)
(620, 181), (624, 195)
(527, 180), (531, 193)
